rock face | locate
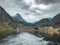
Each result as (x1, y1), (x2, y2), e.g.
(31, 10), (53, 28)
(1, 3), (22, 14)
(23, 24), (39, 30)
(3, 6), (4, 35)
(0, 6), (15, 25)
(13, 13), (34, 26)
(13, 13), (26, 23)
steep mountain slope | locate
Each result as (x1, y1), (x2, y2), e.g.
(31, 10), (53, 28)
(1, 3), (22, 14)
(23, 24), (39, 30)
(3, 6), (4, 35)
(50, 13), (60, 27)
(0, 6), (15, 25)
(0, 6), (16, 38)
(0, 6), (18, 29)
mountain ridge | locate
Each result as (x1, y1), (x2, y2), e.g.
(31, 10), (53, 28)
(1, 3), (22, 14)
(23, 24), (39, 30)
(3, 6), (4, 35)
(0, 6), (15, 25)
(34, 13), (60, 27)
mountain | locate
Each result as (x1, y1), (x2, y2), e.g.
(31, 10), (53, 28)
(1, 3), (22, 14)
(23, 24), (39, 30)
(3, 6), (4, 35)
(13, 13), (26, 23)
(13, 13), (34, 26)
(0, 6), (15, 25)
(35, 18), (51, 27)
(34, 13), (60, 27)
(50, 13), (60, 27)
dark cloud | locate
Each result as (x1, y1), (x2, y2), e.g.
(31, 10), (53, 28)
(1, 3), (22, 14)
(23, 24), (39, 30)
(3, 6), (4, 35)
(0, 0), (60, 23)
(35, 0), (60, 5)
(14, 0), (30, 9)
(0, 0), (30, 10)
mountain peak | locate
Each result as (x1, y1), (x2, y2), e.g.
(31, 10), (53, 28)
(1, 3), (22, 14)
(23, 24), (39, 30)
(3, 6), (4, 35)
(13, 13), (26, 23)
(15, 13), (21, 17)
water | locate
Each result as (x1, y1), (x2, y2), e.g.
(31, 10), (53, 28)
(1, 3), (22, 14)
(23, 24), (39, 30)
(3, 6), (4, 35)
(0, 32), (48, 45)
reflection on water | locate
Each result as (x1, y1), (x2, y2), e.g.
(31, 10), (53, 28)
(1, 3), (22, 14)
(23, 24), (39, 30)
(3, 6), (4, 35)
(0, 32), (48, 45)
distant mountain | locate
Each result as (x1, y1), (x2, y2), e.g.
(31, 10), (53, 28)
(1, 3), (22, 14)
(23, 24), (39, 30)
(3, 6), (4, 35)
(13, 13), (34, 26)
(13, 13), (26, 23)
(34, 13), (60, 27)
(0, 6), (15, 25)
(35, 18), (51, 27)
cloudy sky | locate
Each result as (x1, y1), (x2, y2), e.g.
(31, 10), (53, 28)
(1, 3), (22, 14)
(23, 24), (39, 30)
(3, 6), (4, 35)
(0, 0), (60, 23)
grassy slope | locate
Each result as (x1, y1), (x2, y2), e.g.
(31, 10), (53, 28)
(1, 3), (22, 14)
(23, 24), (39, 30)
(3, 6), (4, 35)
(0, 22), (13, 31)
(0, 22), (18, 38)
(38, 27), (59, 35)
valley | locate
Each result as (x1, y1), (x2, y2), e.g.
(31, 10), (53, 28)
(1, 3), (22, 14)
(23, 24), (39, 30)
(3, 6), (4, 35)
(0, 6), (60, 45)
